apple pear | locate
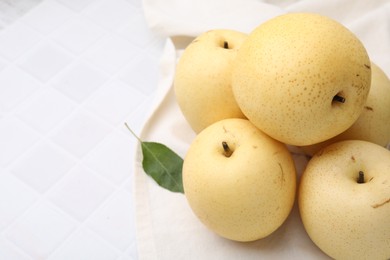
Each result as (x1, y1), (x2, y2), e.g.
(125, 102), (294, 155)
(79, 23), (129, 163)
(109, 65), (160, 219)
(232, 13), (371, 146)
(174, 29), (247, 134)
(300, 62), (390, 156)
(299, 140), (390, 260)
(183, 118), (296, 242)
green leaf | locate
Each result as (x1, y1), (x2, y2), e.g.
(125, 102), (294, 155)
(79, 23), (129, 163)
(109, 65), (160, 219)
(141, 141), (184, 193)
(125, 123), (184, 193)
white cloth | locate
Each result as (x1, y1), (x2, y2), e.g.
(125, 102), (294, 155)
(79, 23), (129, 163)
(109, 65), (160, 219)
(135, 1), (390, 259)
(143, 0), (390, 70)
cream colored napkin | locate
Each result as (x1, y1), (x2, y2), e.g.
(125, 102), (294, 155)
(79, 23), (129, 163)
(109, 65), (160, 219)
(135, 1), (390, 259)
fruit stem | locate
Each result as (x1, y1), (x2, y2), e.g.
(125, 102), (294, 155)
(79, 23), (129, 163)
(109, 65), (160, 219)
(357, 171), (365, 184)
(124, 122), (142, 143)
(333, 95), (346, 103)
(222, 141), (233, 157)
(223, 41), (229, 49)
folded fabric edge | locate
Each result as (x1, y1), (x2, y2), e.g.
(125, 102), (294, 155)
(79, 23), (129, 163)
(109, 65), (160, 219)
(132, 37), (178, 259)
(141, 0), (284, 37)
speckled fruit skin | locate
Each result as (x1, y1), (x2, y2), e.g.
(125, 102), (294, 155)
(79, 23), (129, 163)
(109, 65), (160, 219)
(301, 62), (390, 156)
(183, 118), (296, 242)
(174, 29), (247, 134)
(232, 13), (371, 146)
(299, 140), (390, 260)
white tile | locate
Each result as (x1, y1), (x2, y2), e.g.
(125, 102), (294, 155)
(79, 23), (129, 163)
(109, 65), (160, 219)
(83, 34), (140, 74)
(48, 228), (118, 260)
(51, 17), (107, 55)
(0, 118), (39, 166)
(54, 61), (108, 102)
(121, 245), (138, 260)
(48, 165), (113, 221)
(119, 12), (157, 48)
(84, 130), (134, 185)
(55, 0), (98, 12)
(146, 36), (167, 58)
(16, 88), (75, 133)
(21, 0), (75, 35)
(125, 0), (142, 9)
(123, 95), (154, 134)
(0, 56), (7, 71)
(0, 173), (38, 231)
(117, 255), (134, 260)
(0, 22), (42, 61)
(84, 79), (146, 124)
(0, 238), (32, 260)
(0, 0), (43, 27)
(118, 54), (160, 95)
(86, 189), (136, 251)
(5, 202), (76, 259)
(50, 111), (111, 158)
(0, 66), (41, 111)
(10, 141), (76, 193)
(122, 171), (136, 195)
(18, 42), (73, 82)
(84, 0), (137, 30)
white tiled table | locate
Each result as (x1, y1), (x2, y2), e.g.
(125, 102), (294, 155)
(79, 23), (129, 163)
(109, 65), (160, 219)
(0, 0), (166, 259)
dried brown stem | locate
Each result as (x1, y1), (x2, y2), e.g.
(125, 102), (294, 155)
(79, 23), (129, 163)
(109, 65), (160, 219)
(222, 141), (233, 157)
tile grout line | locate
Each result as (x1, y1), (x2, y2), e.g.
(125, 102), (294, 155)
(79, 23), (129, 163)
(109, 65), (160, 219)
(1, 110), (136, 258)
(0, 0), (165, 257)
(3, 103), (145, 256)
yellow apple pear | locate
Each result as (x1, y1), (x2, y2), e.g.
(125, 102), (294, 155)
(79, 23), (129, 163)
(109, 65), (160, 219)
(174, 29), (247, 134)
(232, 13), (371, 146)
(299, 140), (390, 260)
(300, 62), (390, 156)
(183, 118), (296, 242)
